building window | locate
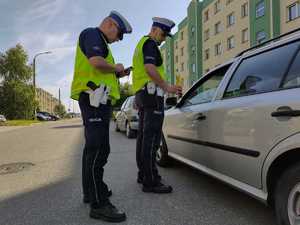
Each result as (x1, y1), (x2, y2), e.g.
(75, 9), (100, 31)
(241, 3), (248, 18)
(227, 36), (235, 50)
(175, 55), (178, 63)
(256, 30), (266, 44)
(215, 21), (222, 35)
(242, 28), (249, 43)
(204, 10), (209, 22)
(215, 43), (222, 56)
(181, 63), (185, 72)
(181, 47), (184, 56)
(287, 3), (300, 21)
(181, 31), (184, 40)
(227, 13), (235, 27)
(175, 41), (178, 49)
(204, 49), (210, 60)
(214, 0), (221, 14)
(191, 46), (196, 55)
(256, 1), (265, 18)
(226, 0), (233, 5)
(191, 26), (195, 36)
(204, 29), (210, 41)
(192, 64), (196, 73)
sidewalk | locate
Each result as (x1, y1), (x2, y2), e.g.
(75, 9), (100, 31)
(0, 126), (26, 133)
(0, 118), (81, 134)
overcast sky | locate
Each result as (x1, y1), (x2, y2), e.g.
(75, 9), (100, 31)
(0, 0), (191, 112)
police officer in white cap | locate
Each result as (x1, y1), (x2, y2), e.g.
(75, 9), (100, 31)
(70, 11), (132, 222)
(132, 17), (182, 193)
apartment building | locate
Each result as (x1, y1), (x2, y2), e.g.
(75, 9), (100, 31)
(280, 0), (300, 34)
(36, 88), (60, 114)
(160, 0), (300, 93)
(202, 0), (251, 72)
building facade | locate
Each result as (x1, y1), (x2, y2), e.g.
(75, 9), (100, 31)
(160, 0), (300, 93)
(36, 88), (60, 114)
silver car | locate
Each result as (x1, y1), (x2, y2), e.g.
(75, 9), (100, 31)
(115, 96), (139, 138)
(158, 30), (300, 225)
(0, 115), (6, 122)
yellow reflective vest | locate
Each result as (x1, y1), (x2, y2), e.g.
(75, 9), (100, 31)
(132, 36), (166, 93)
(71, 35), (120, 104)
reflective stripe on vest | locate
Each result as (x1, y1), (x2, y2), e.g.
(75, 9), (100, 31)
(70, 38), (120, 104)
(132, 36), (166, 93)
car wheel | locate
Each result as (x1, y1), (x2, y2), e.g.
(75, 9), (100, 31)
(126, 122), (135, 138)
(115, 122), (120, 132)
(275, 162), (300, 225)
(156, 134), (170, 167)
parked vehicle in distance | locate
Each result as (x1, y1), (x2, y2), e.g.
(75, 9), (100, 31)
(115, 96), (138, 138)
(37, 112), (59, 121)
(0, 115), (7, 122)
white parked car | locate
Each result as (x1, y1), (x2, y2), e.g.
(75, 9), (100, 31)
(158, 29), (300, 225)
(115, 96), (139, 138)
(0, 115), (6, 122)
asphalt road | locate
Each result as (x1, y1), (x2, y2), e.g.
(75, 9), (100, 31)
(0, 119), (277, 225)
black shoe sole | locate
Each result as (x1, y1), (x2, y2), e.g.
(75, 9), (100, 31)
(142, 187), (173, 194)
(89, 212), (126, 223)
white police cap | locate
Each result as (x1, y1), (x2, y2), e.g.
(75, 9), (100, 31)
(109, 11), (133, 40)
(152, 17), (176, 37)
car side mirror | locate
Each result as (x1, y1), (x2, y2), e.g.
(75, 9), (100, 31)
(166, 97), (177, 107)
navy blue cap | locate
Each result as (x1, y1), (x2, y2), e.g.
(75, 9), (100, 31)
(109, 11), (132, 40)
(152, 17), (175, 37)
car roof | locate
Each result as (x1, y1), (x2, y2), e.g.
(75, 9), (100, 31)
(127, 96), (135, 101)
(238, 28), (300, 59)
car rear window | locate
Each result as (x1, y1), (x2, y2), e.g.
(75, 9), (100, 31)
(224, 41), (300, 98)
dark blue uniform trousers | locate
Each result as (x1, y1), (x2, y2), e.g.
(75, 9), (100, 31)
(79, 92), (111, 207)
(135, 89), (164, 187)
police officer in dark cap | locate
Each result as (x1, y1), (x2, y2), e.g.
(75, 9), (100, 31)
(71, 11), (132, 222)
(132, 17), (182, 193)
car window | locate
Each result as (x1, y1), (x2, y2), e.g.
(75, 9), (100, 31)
(125, 98), (132, 109)
(282, 48), (300, 89)
(224, 42), (300, 98)
(121, 99), (128, 110)
(181, 65), (229, 107)
(127, 97), (133, 108)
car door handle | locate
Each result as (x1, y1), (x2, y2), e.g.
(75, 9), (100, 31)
(271, 106), (300, 117)
(195, 113), (206, 121)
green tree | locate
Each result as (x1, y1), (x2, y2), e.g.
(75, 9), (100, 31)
(0, 44), (32, 82)
(0, 80), (37, 119)
(54, 104), (67, 118)
(0, 44), (35, 119)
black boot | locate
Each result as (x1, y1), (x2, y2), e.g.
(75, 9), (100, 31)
(89, 201), (126, 222)
(142, 182), (173, 194)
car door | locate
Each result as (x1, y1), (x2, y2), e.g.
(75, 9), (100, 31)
(123, 97), (133, 124)
(163, 65), (230, 168)
(205, 41), (300, 188)
(118, 99), (128, 131)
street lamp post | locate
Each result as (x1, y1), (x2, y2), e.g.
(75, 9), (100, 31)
(32, 51), (51, 117)
(32, 51), (52, 90)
